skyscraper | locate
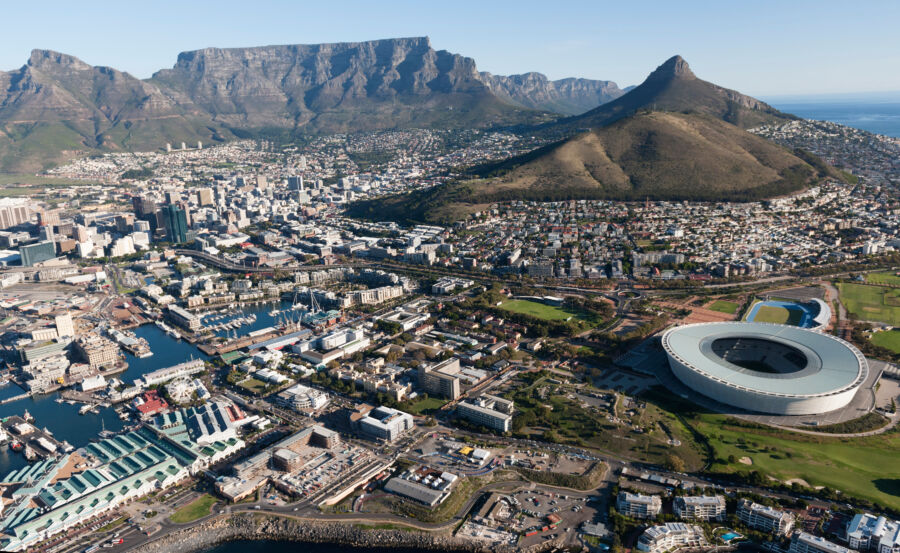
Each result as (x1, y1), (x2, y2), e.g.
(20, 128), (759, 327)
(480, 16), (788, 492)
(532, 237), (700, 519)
(163, 204), (188, 244)
(55, 313), (75, 338)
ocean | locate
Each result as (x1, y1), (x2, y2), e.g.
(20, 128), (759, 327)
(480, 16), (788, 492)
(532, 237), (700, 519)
(767, 96), (900, 138)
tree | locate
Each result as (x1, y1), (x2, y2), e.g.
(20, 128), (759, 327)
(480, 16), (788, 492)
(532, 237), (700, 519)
(665, 454), (686, 473)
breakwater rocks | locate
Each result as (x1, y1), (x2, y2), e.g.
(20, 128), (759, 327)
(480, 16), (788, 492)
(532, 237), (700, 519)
(130, 514), (557, 553)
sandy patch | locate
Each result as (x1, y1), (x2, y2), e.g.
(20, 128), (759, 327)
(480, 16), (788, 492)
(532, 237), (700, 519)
(784, 478), (811, 487)
(738, 456), (753, 465)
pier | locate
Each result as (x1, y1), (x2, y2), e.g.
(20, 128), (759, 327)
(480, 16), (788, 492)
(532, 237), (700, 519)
(1, 415), (70, 460)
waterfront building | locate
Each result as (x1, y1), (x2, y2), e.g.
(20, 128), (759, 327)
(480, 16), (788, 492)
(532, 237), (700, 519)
(73, 333), (118, 370)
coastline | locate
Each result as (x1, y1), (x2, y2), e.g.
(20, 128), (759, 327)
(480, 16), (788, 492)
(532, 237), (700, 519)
(129, 514), (559, 553)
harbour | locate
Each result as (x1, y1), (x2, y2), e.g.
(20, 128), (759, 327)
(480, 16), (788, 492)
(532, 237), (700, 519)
(0, 299), (302, 477)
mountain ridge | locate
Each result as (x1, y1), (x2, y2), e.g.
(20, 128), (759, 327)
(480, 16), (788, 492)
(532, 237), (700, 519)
(555, 55), (795, 131)
(0, 37), (625, 171)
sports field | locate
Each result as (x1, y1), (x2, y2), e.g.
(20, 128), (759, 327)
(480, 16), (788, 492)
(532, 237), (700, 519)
(871, 329), (900, 353)
(708, 300), (740, 314)
(836, 282), (900, 326)
(866, 271), (900, 287)
(743, 299), (807, 326)
(499, 299), (582, 321)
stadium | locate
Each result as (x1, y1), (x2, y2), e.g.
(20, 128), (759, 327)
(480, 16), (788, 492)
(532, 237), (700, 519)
(662, 322), (868, 415)
(743, 297), (831, 330)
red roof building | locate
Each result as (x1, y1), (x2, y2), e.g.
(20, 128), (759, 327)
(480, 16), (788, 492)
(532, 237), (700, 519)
(132, 390), (169, 418)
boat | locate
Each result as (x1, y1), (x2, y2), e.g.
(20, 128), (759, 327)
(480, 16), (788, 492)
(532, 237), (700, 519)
(9, 440), (23, 452)
(78, 404), (93, 415)
(23, 410), (33, 422)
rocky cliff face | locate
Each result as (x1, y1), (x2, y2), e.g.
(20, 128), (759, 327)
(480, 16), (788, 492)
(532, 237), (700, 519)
(479, 71), (624, 115)
(149, 37), (506, 130)
(0, 37), (625, 170)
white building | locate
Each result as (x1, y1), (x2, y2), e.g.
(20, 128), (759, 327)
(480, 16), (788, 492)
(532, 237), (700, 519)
(673, 495), (726, 522)
(277, 383), (330, 413)
(357, 406), (414, 442)
(790, 532), (853, 553)
(617, 491), (662, 519)
(456, 394), (514, 432)
(847, 513), (900, 553)
(637, 523), (707, 553)
(737, 499), (795, 535)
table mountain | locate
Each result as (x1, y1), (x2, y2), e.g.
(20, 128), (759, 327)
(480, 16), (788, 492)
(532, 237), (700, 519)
(0, 37), (625, 171)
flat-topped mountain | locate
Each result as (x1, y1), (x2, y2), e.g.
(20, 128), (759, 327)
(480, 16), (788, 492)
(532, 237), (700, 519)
(0, 37), (625, 171)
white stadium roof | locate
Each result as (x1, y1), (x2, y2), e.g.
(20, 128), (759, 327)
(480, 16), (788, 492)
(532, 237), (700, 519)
(662, 322), (867, 414)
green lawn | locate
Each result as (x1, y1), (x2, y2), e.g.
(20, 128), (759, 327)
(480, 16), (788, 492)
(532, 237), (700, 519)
(647, 392), (900, 511)
(837, 282), (900, 326)
(499, 299), (583, 321)
(866, 272), (900, 287)
(871, 329), (900, 353)
(708, 300), (740, 315)
(169, 494), (216, 524)
(237, 377), (268, 395)
(402, 396), (447, 415)
(752, 305), (802, 325)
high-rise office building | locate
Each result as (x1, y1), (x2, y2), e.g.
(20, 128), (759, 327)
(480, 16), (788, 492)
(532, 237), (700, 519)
(163, 205), (189, 244)
(55, 313), (75, 338)
(0, 198), (31, 229)
(20, 241), (57, 266)
(197, 188), (214, 206)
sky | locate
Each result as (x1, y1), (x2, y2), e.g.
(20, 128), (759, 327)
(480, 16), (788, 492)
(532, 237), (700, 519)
(1, 0), (899, 97)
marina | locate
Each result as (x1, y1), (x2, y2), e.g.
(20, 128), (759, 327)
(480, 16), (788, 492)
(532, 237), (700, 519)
(0, 299), (299, 476)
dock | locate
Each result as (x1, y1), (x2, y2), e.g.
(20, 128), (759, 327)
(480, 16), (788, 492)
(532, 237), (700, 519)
(2, 415), (71, 461)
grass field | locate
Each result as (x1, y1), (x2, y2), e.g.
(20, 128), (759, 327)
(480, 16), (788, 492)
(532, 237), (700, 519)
(169, 494), (216, 524)
(866, 272), (900, 287)
(708, 300), (740, 314)
(752, 305), (803, 325)
(646, 391), (900, 510)
(0, 174), (88, 186)
(499, 299), (585, 321)
(837, 282), (900, 326)
(871, 330), (900, 353)
(237, 378), (268, 395)
(402, 396), (447, 415)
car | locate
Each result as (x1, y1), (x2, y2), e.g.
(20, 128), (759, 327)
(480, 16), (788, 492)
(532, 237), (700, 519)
(253, 505), (261, 510)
